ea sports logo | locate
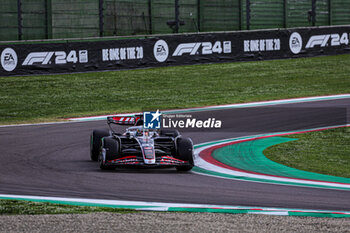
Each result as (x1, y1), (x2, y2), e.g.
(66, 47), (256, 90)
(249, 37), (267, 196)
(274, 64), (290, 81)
(1, 48), (18, 72)
(153, 40), (169, 62)
(289, 32), (302, 54)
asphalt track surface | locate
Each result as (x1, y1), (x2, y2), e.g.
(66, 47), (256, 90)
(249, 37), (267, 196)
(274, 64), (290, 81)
(0, 98), (349, 211)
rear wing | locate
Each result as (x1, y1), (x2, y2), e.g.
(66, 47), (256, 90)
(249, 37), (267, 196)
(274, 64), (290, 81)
(107, 114), (143, 126)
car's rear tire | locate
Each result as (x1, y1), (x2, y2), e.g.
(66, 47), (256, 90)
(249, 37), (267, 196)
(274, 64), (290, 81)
(175, 137), (194, 172)
(98, 137), (119, 170)
(90, 129), (110, 161)
(159, 129), (180, 137)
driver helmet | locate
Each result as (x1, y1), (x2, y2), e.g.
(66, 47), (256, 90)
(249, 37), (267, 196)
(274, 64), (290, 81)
(144, 129), (149, 137)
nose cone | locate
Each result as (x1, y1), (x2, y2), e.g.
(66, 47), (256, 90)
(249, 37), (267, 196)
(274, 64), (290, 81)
(143, 146), (156, 164)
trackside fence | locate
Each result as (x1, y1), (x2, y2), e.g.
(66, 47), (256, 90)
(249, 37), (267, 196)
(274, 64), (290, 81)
(1, 25), (350, 76)
(1, 0), (350, 41)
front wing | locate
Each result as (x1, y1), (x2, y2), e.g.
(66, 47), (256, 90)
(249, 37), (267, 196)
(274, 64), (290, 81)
(105, 155), (191, 167)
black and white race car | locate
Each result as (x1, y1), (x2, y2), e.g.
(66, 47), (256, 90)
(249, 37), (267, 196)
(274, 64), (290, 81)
(90, 115), (194, 171)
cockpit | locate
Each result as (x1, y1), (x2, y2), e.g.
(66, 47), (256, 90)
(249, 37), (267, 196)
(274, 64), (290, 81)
(125, 126), (158, 138)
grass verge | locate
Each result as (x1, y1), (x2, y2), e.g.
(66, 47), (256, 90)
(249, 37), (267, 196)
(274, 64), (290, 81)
(0, 54), (350, 124)
(264, 128), (350, 178)
(0, 199), (134, 215)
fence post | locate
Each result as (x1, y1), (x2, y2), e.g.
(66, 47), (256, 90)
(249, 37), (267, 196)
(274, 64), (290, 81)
(148, 0), (153, 34)
(328, 0), (332, 25)
(45, 0), (52, 39)
(246, 0), (250, 30)
(99, 0), (104, 37)
(175, 0), (179, 33)
(311, 0), (316, 26)
(238, 0), (242, 30)
(17, 0), (22, 40)
(197, 0), (201, 32)
(283, 0), (287, 28)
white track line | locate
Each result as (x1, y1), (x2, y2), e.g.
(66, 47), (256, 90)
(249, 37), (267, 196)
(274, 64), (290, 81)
(1, 194), (349, 216)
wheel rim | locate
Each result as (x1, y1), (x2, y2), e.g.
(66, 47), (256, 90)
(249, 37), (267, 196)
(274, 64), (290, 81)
(99, 148), (106, 167)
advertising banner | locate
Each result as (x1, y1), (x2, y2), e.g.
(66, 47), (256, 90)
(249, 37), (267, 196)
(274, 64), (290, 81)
(1, 26), (350, 76)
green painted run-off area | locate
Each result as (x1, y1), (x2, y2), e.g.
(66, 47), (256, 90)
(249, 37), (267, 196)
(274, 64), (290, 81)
(212, 137), (350, 184)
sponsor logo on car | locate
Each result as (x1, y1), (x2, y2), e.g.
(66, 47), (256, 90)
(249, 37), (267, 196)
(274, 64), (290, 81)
(1, 48), (17, 71)
(244, 39), (280, 52)
(305, 32), (349, 48)
(144, 110), (162, 129)
(153, 40), (169, 62)
(102, 47), (143, 61)
(22, 50), (88, 65)
(172, 41), (231, 56)
(289, 32), (303, 54)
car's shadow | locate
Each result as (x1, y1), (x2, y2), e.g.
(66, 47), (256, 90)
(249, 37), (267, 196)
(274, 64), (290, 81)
(102, 166), (191, 174)
(82, 160), (192, 174)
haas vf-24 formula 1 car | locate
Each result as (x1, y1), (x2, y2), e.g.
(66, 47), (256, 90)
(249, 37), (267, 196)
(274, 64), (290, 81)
(90, 115), (194, 171)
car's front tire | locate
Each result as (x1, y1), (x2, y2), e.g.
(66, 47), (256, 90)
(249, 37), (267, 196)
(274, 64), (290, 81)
(175, 137), (194, 172)
(90, 129), (110, 161)
(98, 137), (119, 170)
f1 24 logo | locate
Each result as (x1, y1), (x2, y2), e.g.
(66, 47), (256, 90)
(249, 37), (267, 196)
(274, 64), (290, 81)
(173, 41), (231, 56)
(23, 50), (88, 65)
(306, 33), (349, 48)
